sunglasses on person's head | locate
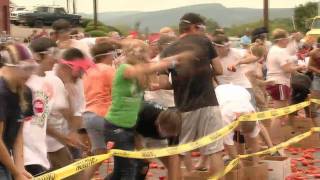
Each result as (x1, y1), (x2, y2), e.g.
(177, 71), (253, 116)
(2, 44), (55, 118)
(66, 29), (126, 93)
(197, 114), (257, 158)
(69, 34), (80, 39)
(274, 37), (290, 41)
(212, 42), (230, 47)
(180, 19), (192, 24)
(180, 19), (206, 31)
(38, 47), (60, 55)
(56, 28), (71, 34)
(5, 60), (39, 72)
(93, 49), (123, 60)
(196, 24), (206, 32)
(37, 47), (61, 61)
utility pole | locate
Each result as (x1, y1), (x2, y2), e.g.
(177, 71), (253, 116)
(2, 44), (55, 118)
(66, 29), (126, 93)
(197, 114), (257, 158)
(93, 0), (98, 29)
(73, 0), (76, 14)
(318, 1), (320, 16)
(263, 0), (269, 32)
(66, 0), (70, 13)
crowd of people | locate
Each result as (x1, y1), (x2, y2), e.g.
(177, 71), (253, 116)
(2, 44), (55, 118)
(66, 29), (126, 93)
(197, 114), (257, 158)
(0, 12), (319, 180)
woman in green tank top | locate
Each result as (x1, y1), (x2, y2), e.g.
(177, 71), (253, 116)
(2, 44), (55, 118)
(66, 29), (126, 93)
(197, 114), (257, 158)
(104, 39), (193, 180)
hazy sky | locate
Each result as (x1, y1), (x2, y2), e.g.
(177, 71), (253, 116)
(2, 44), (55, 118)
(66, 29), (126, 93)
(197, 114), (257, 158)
(11, 0), (319, 13)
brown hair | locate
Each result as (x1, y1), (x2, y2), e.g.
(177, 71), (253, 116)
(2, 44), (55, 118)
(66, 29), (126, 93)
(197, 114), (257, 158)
(91, 40), (121, 63)
(157, 35), (177, 52)
(179, 13), (204, 34)
(156, 109), (182, 137)
(212, 34), (229, 45)
(52, 19), (71, 33)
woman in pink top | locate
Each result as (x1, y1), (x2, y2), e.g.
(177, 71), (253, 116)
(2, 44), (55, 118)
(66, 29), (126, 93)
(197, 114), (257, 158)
(82, 40), (121, 179)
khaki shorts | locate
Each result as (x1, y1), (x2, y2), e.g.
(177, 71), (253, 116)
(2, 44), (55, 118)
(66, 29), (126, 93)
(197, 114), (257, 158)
(48, 147), (81, 180)
(143, 137), (168, 149)
(180, 106), (224, 155)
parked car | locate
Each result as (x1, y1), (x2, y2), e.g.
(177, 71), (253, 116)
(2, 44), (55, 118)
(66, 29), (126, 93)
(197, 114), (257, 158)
(10, 6), (32, 25)
(18, 6), (81, 27)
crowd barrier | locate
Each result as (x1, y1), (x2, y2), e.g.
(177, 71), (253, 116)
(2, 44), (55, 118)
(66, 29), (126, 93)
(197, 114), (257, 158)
(34, 99), (320, 180)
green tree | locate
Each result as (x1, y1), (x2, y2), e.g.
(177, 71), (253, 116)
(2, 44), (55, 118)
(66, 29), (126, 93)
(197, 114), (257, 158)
(226, 18), (293, 37)
(113, 24), (131, 36)
(205, 18), (220, 33)
(294, 2), (318, 32)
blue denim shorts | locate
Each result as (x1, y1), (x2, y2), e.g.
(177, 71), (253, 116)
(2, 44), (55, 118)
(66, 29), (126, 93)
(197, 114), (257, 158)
(83, 112), (106, 152)
(0, 164), (12, 180)
(312, 75), (320, 91)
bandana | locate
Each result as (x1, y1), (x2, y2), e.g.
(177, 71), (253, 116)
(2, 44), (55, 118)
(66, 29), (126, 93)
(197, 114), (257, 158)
(59, 58), (95, 73)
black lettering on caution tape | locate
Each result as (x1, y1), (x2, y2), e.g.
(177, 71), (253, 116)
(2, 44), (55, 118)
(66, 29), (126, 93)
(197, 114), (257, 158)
(34, 173), (56, 180)
(256, 112), (266, 119)
(270, 110), (279, 117)
(74, 158), (98, 171)
(141, 151), (157, 158)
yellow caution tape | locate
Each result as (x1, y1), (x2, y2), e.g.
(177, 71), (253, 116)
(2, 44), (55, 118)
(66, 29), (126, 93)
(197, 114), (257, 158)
(238, 101), (311, 122)
(34, 153), (113, 180)
(34, 100), (319, 180)
(110, 120), (240, 159)
(101, 101), (311, 159)
(209, 128), (319, 180)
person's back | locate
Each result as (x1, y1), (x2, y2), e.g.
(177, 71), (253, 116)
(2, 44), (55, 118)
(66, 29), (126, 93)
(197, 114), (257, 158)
(83, 63), (115, 117)
(216, 48), (252, 88)
(161, 34), (218, 112)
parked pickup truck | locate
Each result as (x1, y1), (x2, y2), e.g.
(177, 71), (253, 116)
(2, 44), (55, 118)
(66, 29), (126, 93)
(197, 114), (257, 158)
(18, 6), (81, 27)
(306, 16), (320, 39)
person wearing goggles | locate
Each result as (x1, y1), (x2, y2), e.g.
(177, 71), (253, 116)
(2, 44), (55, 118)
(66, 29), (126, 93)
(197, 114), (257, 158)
(45, 48), (93, 180)
(0, 43), (34, 180)
(20, 38), (59, 176)
(82, 40), (121, 180)
(159, 13), (224, 178)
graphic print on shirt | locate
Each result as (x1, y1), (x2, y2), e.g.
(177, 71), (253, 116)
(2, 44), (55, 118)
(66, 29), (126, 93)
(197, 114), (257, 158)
(31, 82), (53, 128)
(31, 91), (49, 127)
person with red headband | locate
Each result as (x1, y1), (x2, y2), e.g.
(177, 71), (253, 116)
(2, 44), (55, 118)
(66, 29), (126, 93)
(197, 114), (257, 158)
(45, 48), (93, 180)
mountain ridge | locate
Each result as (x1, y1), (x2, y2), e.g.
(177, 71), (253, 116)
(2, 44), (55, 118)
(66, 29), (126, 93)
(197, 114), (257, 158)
(80, 3), (294, 32)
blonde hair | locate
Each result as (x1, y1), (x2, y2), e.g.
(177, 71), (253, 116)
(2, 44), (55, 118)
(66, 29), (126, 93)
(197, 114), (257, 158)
(0, 68), (29, 112)
(121, 39), (151, 89)
(272, 28), (288, 41)
(249, 43), (266, 58)
(121, 39), (149, 65)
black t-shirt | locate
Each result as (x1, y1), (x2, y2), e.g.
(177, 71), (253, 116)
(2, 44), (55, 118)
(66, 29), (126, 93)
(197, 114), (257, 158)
(160, 34), (218, 112)
(0, 78), (33, 151)
(135, 102), (165, 139)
